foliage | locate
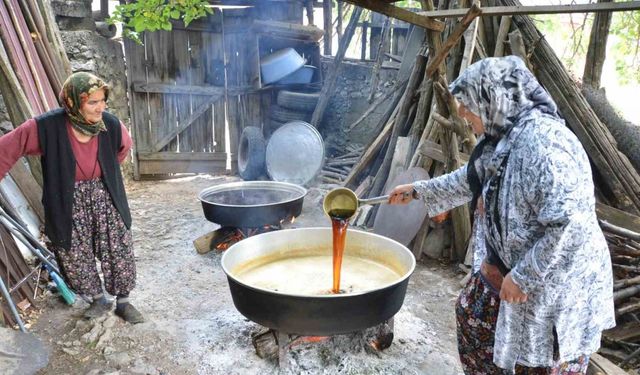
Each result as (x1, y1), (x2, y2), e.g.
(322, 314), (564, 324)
(533, 9), (640, 85)
(610, 10), (640, 84)
(107, 0), (213, 44)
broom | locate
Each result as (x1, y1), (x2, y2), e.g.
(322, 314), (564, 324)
(0, 207), (75, 305)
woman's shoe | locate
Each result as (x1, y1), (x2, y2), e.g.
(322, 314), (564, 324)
(114, 303), (144, 324)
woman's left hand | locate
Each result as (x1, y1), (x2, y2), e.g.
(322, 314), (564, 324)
(499, 273), (528, 303)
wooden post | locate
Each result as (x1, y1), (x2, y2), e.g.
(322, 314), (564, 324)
(337, 1), (344, 42)
(323, 0), (332, 55)
(100, 0), (108, 19)
(368, 17), (391, 102)
(493, 16), (512, 57)
(310, 6), (363, 127)
(508, 29), (531, 69)
(305, 0), (314, 25)
(583, 0), (612, 88)
(361, 19), (368, 60)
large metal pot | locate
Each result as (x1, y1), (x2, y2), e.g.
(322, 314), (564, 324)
(221, 228), (416, 336)
(198, 181), (306, 228)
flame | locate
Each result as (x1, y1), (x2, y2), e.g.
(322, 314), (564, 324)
(215, 231), (245, 251)
(288, 335), (330, 348)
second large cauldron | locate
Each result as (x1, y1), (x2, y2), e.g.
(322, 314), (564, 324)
(198, 181), (306, 228)
(221, 228), (416, 336)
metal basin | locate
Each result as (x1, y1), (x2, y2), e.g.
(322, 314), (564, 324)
(260, 48), (305, 85)
(266, 121), (324, 186)
(221, 228), (416, 335)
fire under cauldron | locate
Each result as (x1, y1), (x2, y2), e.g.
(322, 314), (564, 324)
(221, 227), (416, 336)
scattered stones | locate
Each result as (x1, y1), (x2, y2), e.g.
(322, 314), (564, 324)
(103, 316), (119, 329)
(103, 346), (116, 356)
(105, 352), (132, 369)
(81, 323), (103, 344)
(96, 328), (114, 350)
(130, 359), (159, 375)
(62, 347), (80, 356)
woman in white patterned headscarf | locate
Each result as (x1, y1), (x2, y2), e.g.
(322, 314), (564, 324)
(389, 56), (615, 374)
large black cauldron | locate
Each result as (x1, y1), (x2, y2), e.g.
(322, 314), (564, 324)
(198, 181), (306, 228)
(221, 228), (415, 336)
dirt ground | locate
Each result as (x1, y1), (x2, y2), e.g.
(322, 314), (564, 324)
(28, 175), (465, 375)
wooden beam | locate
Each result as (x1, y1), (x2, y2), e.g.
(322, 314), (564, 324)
(419, 1), (640, 18)
(137, 153), (228, 175)
(132, 82), (255, 96)
(342, 0), (445, 32)
(137, 152), (228, 161)
(425, 3), (482, 77)
(493, 16), (512, 57)
(253, 20), (324, 41)
(151, 94), (223, 152)
(419, 139), (470, 163)
(596, 202), (640, 236)
(587, 353), (629, 375)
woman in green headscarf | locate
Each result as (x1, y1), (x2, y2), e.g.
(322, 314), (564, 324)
(0, 72), (144, 324)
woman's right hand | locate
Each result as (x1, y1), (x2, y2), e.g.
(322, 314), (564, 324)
(388, 184), (416, 205)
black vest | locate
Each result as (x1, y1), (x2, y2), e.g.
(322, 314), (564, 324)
(36, 108), (132, 250)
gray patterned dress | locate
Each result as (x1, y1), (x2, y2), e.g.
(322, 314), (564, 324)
(413, 56), (615, 371)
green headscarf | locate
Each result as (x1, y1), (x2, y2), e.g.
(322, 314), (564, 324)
(59, 72), (110, 136)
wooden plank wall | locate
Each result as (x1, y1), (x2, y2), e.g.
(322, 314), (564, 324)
(125, 12), (247, 177)
(123, 3), (304, 179)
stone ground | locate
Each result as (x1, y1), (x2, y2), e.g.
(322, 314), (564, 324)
(26, 175), (465, 375)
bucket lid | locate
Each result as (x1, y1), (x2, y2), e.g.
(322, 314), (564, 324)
(265, 121), (324, 186)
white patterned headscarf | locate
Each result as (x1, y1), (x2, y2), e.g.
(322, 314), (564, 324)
(449, 56), (563, 272)
(450, 55), (558, 138)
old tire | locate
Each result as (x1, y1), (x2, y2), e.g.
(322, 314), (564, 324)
(264, 120), (286, 140)
(237, 126), (266, 181)
(270, 105), (312, 124)
(277, 90), (320, 112)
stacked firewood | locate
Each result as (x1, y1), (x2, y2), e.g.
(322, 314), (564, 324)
(320, 145), (364, 185)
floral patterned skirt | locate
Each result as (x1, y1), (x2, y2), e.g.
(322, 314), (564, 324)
(456, 272), (589, 375)
(53, 178), (136, 297)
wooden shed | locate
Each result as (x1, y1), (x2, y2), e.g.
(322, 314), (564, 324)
(121, 1), (323, 179)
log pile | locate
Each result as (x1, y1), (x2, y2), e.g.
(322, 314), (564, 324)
(320, 145), (364, 185)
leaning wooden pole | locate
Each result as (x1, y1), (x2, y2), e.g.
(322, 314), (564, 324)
(582, 0), (612, 88)
(310, 6), (363, 127)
